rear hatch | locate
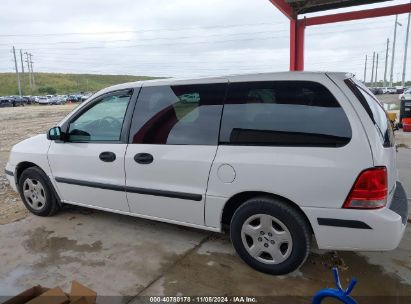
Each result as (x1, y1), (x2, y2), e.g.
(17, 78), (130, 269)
(345, 77), (397, 203)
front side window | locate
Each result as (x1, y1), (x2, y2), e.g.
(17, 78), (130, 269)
(220, 81), (352, 147)
(68, 91), (131, 142)
(129, 84), (226, 145)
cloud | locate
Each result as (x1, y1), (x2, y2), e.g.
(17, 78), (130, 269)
(0, 0), (409, 81)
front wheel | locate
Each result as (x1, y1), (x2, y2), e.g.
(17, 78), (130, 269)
(230, 197), (311, 275)
(18, 167), (60, 216)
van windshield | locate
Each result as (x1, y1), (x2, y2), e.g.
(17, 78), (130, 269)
(345, 77), (394, 147)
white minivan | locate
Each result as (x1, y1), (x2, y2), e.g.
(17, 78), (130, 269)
(5, 72), (408, 275)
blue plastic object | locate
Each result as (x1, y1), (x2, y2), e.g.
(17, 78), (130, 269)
(312, 267), (358, 304)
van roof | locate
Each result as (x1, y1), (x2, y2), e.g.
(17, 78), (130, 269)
(98, 71), (353, 95)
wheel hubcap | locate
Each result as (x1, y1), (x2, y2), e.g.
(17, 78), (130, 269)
(23, 178), (46, 210)
(241, 214), (293, 264)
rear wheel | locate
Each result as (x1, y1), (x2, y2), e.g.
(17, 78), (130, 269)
(230, 196), (311, 275)
(18, 167), (60, 216)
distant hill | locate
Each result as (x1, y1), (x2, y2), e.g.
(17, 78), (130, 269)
(0, 72), (160, 96)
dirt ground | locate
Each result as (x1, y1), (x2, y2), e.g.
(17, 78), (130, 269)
(0, 98), (411, 303)
(0, 104), (77, 224)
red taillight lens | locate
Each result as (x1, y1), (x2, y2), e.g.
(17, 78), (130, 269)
(343, 167), (387, 209)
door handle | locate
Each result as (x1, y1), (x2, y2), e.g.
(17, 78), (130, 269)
(134, 153), (153, 164)
(99, 151), (116, 162)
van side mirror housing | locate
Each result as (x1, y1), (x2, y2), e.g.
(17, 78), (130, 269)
(47, 126), (62, 141)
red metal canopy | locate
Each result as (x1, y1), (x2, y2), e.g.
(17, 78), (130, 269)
(269, 0), (411, 71)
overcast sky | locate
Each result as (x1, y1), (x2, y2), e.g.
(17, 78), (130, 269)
(0, 0), (410, 81)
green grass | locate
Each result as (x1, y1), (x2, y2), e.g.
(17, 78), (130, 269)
(0, 72), (160, 96)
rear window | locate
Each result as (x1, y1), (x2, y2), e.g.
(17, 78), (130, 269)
(220, 81), (352, 147)
(346, 78), (394, 147)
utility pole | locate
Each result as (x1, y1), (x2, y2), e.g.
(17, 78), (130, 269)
(384, 38), (389, 87)
(402, 9), (410, 87)
(364, 55), (368, 84)
(12, 46), (22, 96)
(25, 52), (32, 94)
(390, 15), (402, 87)
(371, 51), (375, 87)
(19, 49), (25, 95)
(375, 53), (379, 86)
(29, 53), (36, 90)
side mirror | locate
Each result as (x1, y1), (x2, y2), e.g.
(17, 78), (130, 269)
(47, 126), (62, 141)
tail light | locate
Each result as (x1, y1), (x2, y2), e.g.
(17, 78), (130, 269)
(343, 167), (387, 209)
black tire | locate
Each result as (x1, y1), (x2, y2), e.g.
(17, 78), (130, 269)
(18, 167), (60, 217)
(230, 196), (311, 275)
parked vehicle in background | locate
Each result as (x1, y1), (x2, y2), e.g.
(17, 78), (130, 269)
(396, 86), (404, 94)
(49, 96), (67, 105)
(80, 93), (93, 102)
(5, 72), (407, 275)
(381, 87), (389, 94)
(22, 96), (33, 105)
(38, 96), (51, 105)
(67, 95), (81, 102)
(399, 89), (411, 101)
(387, 87), (397, 94)
(368, 87), (376, 94)
(10, 96), (25, 107)
(0, 97), (13, 107)
(368, 87), (383, 95)
(61, 95), (69, 103)
(375, 87), (383, 95)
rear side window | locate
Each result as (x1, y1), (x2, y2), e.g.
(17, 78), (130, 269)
(220, 81), (352, 147)
(129, 83), (226, 145)
(346, 78), (394, 147)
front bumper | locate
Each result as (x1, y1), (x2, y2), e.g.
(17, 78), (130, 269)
(4, 163), (17, 192)
(303, 181), (408, 251)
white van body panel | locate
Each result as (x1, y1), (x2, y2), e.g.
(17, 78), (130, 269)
(48, 142), (129, 211)
(206, 73), (373, 211)
(5, 72), (407, 254)
(125, 144), (217, 225)
(5, 134), (52, 192)
(328, 73), (398, 204)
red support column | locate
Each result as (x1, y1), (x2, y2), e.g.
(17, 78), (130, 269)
(271, 1), (411, 72)
(290, 19), (296, 70)
(290, 19), (305, 71)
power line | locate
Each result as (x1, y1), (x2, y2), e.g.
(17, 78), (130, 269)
(0, 22), (400, 52)
(0, 16), (400, 39)
(0, 21), (288, 38)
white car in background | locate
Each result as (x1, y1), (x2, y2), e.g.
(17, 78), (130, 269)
(399, 89), (411, 101)
(387, 87), (397, 94)
(5, 72), (408, 275)
(380, 87), (388, 94)
(37, 96), (50, 105)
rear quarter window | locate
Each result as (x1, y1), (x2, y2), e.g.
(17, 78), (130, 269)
(220, 81), (352, 147)
(345, 78), (394, 147)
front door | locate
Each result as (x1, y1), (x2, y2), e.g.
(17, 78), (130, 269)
(125, 81), (227, 225)
(48, 90), (134, 211)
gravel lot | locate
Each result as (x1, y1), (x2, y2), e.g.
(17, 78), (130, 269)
(0, 104), (76, 224)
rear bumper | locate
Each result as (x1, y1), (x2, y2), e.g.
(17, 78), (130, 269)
(389, 182), (408, 224)
(303, 181), (408, 251)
